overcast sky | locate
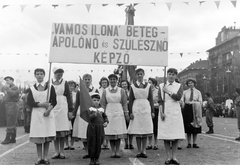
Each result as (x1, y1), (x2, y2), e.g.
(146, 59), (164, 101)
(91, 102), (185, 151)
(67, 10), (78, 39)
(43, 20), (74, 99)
(0, 0), (239, 86)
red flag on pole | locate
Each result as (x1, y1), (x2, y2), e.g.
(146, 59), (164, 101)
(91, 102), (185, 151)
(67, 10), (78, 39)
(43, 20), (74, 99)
(79, 77), (94, 123)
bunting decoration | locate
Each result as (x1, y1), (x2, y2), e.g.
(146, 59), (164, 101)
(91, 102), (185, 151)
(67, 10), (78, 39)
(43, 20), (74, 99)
(165, 2), (172, 11)
(34, 5), (41, 8)
(66, 4), (73, 7)
(20, 5), (26, 12)
(199, 1), (205, 5)
(0, 1), (238, 12)
(180, 53), (183, 57)
(117, 4), (124, 7)
(214, 1), (220, 8)
(52, 5), (58, 9)
(2, 5), (8, 9)
(231, 1), (237, 7)
(85, 4), (91, 12)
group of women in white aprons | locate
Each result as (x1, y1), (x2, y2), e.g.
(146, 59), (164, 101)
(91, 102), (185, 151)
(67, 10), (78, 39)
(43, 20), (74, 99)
(29, 67), (186, 165)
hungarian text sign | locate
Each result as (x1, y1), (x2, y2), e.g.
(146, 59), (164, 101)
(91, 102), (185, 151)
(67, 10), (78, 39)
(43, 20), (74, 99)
(49, 23), (168, 66)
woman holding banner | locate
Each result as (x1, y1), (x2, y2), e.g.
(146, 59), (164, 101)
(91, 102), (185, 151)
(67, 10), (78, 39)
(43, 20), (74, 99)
(157, 68), (185, 165)
(51, 67), (73, 159)
(128, 68), (155, 158)
(101, 74), (129, 158)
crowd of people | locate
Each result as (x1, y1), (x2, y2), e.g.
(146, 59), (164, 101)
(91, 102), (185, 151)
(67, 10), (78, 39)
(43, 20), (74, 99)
(1, 67), (240, 165)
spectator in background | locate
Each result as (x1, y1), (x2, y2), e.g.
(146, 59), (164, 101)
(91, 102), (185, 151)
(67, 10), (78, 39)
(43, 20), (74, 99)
(146, 77), (159, 150)
(98, 77), (110, 150)
(120, 79), (134, 150)
(0, 92), (6, 127)
(205, 93), (215, 134)
(1, 76), (19, 145)
(22, 89), (32, 133)
(17, 95), (24, 126)
(225, 97), (233, 117)
(234, 88), (240, 141)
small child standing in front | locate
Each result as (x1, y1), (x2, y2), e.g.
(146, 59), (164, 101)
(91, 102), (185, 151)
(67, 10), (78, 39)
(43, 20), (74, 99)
(87, 93), (109, 165)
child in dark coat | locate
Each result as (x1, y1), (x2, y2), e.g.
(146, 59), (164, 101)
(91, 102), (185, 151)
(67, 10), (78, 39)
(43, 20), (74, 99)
(88, 93), (109, 165)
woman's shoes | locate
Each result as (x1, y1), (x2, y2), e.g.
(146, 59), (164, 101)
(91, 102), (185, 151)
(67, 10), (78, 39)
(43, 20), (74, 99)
(58, 153), (66, 159)
(153, 145), (158, 150)
(124, 144), (129, 149)
(83, 154), (90, 159)
(43, 159), (50, 165)
(177, 147), (182, 150)
(235, 137), (240, 141)
(64, 146), (70, 150)
(51, 154), (60, 159)
(129, 144), (134, 149)
(35, 159), (44, 165)
(186, 144), (191, 148)
(136, 153), (147, 158)
(164, 159), (172, 165)
(172, 158), (180, 165)
(192, 144), (200, 148)
(140, 153), (148, 158)
(146, 145), (152, 150)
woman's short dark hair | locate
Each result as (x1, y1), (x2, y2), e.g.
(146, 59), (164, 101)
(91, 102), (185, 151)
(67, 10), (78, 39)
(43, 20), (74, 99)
(34, 68), (45, 75)
(120, 80), (130, 90)
(68, 81), (77, 88)
(205, 92), (211, 97)
(148, 77), (158, 86)
(99, 77), (109, 87)
(83, 73), (92, 80)
(167, 68), (178, 75)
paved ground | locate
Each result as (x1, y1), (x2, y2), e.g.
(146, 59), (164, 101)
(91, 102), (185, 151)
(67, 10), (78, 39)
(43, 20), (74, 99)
(1, 117), (240, 165)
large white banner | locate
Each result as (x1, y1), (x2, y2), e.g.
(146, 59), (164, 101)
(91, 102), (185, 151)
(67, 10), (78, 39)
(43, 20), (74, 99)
(49, 23), (168, 66)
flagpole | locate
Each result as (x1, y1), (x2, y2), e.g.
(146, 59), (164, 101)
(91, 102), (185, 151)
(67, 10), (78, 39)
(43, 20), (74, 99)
(162, 66), (167, 115)
(46, 62), (52, 101)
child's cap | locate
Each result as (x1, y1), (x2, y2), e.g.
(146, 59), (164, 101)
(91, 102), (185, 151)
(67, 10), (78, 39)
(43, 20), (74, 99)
(91, 93), (100, 99)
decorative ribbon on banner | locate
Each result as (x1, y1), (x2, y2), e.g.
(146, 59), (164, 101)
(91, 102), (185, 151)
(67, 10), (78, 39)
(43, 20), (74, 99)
(165, 2), (172, 11)
(231, 1), (237, 7)
(183, 2), (189, 5)
(180, 53), (183, 57)
(85, 4), (91, 12)
(134, 3), (139, 6)
(102, 4), (108, 7)
(2, 5), (9, 9)
(20, 5), (26, 12)
(214, 1), (220, 8)
(34, 5), (41, 8)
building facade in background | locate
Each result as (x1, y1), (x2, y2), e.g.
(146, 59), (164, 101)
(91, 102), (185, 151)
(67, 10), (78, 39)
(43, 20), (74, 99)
(207, 26), (240, 103)
(178, 59), (208, 99)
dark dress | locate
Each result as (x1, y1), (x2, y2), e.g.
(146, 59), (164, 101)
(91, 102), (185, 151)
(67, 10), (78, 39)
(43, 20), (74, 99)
(87, 107), (108, 160)
(183, 104), (201, 134)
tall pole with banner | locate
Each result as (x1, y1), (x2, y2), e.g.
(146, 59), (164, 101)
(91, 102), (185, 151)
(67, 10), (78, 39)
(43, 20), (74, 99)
(121, 4), (137, 83)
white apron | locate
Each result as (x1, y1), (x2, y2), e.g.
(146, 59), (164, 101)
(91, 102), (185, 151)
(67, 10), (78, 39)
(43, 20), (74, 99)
(52, 80), (69, 132)
(157, 82), (185, 140)
(128, 84), (153, 135)
(29, 86), (56, 138)
(104, 87), (127, 135)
